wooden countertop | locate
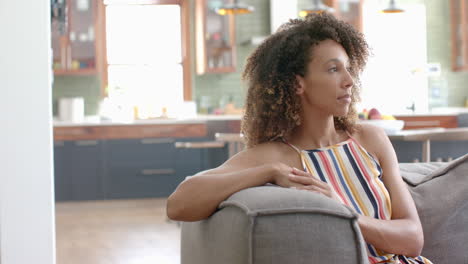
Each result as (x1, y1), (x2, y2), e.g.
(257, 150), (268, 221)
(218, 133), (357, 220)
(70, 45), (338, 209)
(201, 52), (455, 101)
(54, 123), (208, 141)
(53, 115), (243, 141)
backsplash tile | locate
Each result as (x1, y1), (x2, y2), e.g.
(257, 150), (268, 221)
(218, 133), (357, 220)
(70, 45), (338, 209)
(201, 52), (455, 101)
(52, 75), (101, 116)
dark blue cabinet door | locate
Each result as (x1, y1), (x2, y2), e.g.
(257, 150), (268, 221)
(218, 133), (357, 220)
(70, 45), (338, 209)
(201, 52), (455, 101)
(172, 139), (229, 196)
(54, 136), (231, 201)
(174, 137), (229, 175)
(173, 138), (207, 195)
(70, 140), (104, 200)
(54, 141), (72, 201)
(105, 138), (178, 199)
(202, 146), (228, 170)
(106, 138), (175, 168)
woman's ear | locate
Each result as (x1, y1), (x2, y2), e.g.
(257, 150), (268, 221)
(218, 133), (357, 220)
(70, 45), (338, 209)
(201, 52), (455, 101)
(295, 75), (305, 95)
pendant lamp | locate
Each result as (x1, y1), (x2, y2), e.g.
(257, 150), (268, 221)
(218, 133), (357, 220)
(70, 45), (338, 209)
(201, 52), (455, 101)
(381, 0), (404, 13)
(215, 0), (255, 15)
(299, 0), (334, 17)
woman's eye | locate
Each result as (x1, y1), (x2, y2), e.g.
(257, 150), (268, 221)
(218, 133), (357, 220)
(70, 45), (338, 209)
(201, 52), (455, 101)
(328, 67), (338, 72)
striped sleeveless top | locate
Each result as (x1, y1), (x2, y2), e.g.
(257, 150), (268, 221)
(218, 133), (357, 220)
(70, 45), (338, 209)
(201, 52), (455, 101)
(285, 135), (432, 264)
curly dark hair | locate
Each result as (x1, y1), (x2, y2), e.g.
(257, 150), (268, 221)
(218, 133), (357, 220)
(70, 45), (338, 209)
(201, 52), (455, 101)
(241, 12), (369, 148)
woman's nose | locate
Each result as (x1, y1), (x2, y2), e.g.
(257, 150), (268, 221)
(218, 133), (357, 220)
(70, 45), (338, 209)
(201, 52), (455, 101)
(343, 72), (354, 89)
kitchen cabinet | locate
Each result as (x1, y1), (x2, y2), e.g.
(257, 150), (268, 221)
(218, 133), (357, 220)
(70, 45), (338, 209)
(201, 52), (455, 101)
(450, 0), (468, 71)
(391, 140), (468, 162)
(54, 141), (72, 201)
(195, 0), (236, 74)
(53, 122), (230, 200)
(104, 137), (225, 199)
(69, 140), (104, 200)
(390, 114), (467, 162)
(51, 0), (107, 85)
(54, 139), (104, 201)
(104, 138), (181, 199)
(53, 136), (223, 201)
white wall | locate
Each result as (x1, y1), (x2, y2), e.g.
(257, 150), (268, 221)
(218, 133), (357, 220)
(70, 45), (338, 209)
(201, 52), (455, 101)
(0, 0), (56, 263)
(360, 3), (428, 115)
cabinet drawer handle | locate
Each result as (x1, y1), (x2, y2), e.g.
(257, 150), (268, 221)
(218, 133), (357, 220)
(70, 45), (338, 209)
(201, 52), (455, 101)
(55, 141), (65, 147)
(140, 169), (175, 176)
(405, 120), (440, 127)
(75, 140), (99, 146)
(175, 141), (225, 148)
(140, 138), (175, 144)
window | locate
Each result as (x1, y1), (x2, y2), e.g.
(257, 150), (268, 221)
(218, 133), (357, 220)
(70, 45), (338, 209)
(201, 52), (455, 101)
(104, 0), (191, 118)
(360, 3), (428, 114)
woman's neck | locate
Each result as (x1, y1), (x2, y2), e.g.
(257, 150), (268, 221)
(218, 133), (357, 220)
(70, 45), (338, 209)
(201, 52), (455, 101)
(287, 112), (347, 150)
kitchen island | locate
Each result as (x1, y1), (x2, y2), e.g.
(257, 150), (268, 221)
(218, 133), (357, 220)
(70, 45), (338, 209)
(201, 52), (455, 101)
(53, 115), (241, 201)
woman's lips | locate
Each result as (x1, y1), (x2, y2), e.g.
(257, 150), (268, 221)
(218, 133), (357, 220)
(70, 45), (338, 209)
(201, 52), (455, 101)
(337, 94), (351, 103)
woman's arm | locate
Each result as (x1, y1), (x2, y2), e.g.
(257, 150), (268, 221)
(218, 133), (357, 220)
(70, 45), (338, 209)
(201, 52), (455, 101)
(287, 125), (424, 257)
(356, 124), (424, 257)
(166, 143), (303, 222)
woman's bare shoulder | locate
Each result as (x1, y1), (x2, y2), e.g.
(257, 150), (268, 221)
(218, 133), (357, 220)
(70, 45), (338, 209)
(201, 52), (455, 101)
(234, 141), (295, 164)
(353, 123), (387, 138)
(198, 140), (298, 176)
(350, 123), (389, 159)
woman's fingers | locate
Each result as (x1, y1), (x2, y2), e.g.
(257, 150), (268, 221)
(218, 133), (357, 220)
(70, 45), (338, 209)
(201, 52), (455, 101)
(288, 174), (314, 185)
(288, 175), (329, 191)
(289, 172), (328, 189)
(291, 167), (310, 176)
(289, 175), (334, 196)
(289, 169), (344, 203)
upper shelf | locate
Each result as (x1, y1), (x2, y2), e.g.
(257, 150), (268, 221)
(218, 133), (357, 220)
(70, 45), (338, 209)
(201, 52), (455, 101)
(195, 0), (237, 74)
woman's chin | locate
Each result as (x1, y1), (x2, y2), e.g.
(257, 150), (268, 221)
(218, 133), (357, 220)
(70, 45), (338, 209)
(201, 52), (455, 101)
(334, 109), (349, 117)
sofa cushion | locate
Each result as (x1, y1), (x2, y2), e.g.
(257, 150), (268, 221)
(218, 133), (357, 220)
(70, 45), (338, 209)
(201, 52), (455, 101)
(400, 154), (468, 264)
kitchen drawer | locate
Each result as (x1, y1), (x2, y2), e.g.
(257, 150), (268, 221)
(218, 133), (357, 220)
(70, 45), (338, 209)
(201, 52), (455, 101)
(106, 166), (183, 198)
(395, 115), (458, 130)
(105, 138), (176, 167)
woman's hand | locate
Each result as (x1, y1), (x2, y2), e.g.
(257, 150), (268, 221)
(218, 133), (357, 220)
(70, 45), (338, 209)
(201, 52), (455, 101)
(288, 168), (344, 204)
(270, 163), (307, 188)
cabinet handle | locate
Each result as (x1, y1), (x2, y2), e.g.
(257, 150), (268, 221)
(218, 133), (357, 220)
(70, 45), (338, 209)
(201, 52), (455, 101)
(140, 138), (175, 144)
(75, 140), (99, 146)
(140, 169), (175, 176)
(405, 120), (440, 127)
(55, 141), (65, 147)
(175, 141), (225, 148)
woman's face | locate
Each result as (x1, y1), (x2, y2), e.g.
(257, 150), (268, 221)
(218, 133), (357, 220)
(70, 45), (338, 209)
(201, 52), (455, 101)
(296, 39), (354, 117)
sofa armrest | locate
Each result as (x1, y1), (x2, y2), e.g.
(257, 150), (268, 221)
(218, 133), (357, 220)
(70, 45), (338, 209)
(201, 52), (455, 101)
(181, 185), (369, 264)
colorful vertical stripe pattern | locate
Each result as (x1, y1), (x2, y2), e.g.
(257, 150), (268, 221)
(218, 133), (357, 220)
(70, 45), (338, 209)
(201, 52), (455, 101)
(286, 137), (432, 264)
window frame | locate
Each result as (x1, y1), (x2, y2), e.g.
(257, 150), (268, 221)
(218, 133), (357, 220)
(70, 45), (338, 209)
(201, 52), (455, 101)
(101, 0), (192, 101)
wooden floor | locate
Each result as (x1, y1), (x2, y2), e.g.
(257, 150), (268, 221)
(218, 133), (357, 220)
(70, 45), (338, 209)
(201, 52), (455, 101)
(55, 198), (180, 264)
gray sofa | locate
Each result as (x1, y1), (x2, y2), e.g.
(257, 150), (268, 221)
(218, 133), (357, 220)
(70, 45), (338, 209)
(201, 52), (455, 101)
(181, 154), (468, 264)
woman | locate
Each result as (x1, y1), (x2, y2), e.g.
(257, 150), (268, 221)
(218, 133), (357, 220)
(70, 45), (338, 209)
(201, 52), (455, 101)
(167, 13), (432, 264)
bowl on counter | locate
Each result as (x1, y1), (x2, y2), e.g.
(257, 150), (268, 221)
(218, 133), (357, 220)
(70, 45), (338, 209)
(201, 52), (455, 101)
(358, 119), (405, 134)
